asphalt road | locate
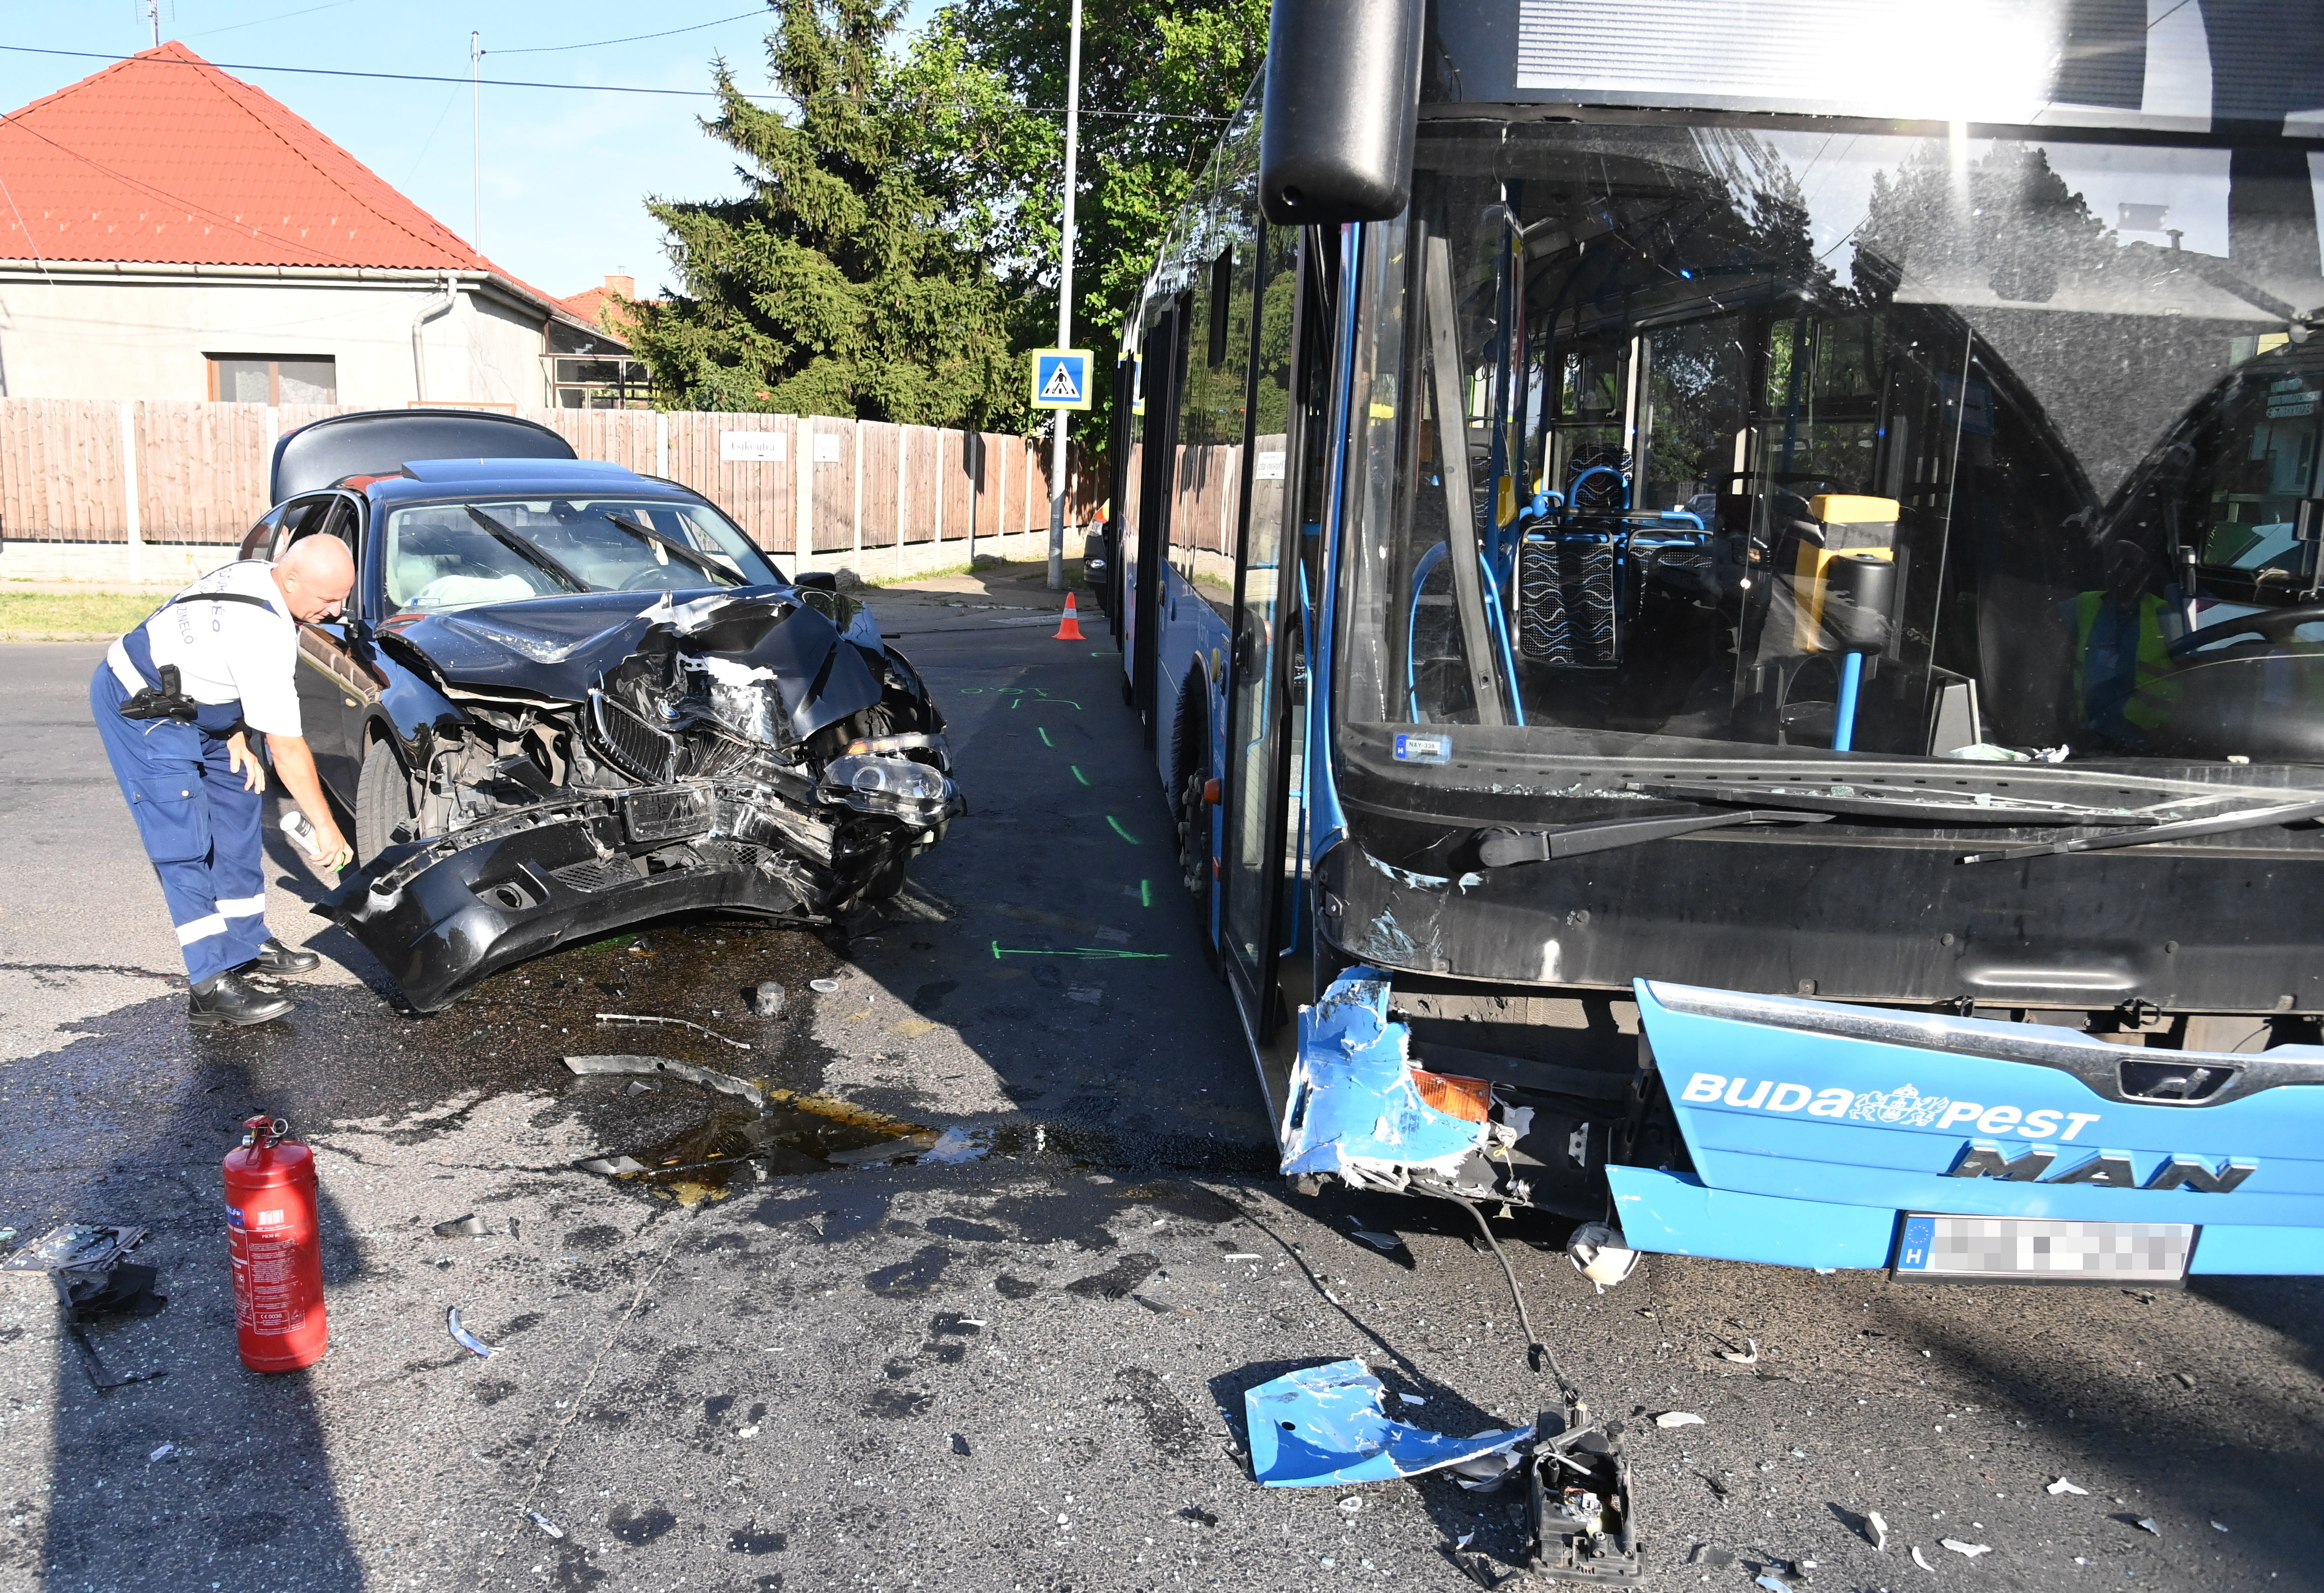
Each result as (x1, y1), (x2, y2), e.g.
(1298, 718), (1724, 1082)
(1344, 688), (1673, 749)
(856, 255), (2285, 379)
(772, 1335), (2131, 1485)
(0, 570), (2319, 1593)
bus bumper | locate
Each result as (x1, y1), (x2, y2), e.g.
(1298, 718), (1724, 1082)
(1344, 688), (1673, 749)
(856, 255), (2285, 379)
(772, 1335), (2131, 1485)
(1621, 979), (2324, 1277)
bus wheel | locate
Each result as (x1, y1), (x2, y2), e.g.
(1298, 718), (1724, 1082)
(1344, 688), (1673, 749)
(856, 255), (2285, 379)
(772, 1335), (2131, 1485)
(1176, 769), (1208, 896)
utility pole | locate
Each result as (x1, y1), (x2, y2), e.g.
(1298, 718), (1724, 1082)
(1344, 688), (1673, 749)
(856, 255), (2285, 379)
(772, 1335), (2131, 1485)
(1045, 0), (1083, 591)
(471, 32), (484, 252)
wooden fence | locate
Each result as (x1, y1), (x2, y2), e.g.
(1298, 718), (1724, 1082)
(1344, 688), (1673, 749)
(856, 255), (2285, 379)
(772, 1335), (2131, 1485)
(0, 399), (1099, 559)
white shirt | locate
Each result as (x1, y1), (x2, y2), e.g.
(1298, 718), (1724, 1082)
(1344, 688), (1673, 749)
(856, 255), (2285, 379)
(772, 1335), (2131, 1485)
(107, 561), (303, 738)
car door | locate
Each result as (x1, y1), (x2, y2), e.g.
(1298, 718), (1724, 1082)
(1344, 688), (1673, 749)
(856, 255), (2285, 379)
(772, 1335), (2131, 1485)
(285, 492), (380, 799)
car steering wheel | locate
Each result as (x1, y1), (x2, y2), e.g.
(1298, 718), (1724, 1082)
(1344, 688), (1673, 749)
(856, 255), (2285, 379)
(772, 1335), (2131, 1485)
(2167, 601), (2324, 660)
(618, 567), (682, 592)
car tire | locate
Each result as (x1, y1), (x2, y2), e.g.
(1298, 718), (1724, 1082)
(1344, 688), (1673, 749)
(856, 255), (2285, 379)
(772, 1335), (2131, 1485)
(863, 851), (909, 902)
(354, 738), (413, 866)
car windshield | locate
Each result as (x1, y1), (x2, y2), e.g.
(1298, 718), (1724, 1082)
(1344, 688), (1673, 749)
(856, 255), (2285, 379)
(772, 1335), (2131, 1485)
(1339, 120), (2324, 775)
(383, 496), (782, 614)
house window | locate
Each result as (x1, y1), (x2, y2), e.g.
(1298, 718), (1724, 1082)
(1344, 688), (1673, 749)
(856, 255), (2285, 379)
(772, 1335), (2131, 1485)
(208, 355), (336, 404)
(550, 355), (651, 409)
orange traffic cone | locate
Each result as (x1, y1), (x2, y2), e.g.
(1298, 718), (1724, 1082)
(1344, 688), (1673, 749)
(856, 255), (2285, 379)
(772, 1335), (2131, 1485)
(1052, 592), (1086, 641)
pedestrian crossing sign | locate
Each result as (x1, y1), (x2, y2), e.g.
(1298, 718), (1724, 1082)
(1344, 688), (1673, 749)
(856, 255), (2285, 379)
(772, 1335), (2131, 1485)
(1030, 348), (1094, 411)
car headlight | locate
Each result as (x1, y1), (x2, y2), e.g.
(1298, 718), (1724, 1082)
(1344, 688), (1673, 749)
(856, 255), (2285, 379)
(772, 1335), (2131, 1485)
(824, 753), (949, 803)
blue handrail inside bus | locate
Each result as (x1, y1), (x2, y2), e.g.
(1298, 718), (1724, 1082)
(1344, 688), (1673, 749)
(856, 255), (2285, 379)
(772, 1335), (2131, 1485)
(1405, 539), (1525, 727)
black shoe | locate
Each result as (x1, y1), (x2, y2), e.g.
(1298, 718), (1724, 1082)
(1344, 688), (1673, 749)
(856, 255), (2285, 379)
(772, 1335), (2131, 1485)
(247, 937), (321, 976)
(188, 970), (294, 1028)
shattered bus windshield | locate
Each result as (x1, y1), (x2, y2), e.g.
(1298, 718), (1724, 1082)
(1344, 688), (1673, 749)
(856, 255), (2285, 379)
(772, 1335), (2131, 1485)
(384, 497), (781, 614)
(1340, 121), (2324, 775)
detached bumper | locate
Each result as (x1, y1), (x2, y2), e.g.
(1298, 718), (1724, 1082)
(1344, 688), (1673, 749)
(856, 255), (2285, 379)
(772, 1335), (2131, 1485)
(1620, 980), (2324, 1276)
(328, 791), (856, 1012)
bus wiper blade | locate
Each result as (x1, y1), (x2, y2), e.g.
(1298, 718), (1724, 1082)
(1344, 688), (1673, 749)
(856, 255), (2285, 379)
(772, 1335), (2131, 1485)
(1479, 809), (1833, 866)
(464, 505), (588, 593)
(1959, 798), (2324, 864)
(601, 512), (741, 586)
(1627, 780), (2154, 828)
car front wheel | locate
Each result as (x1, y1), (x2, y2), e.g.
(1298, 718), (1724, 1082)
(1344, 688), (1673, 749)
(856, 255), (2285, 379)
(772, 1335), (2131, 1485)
(354, 738), (413, 866)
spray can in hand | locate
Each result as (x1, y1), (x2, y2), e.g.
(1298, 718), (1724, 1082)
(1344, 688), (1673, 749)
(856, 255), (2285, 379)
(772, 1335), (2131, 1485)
(280, 809), (330, 864)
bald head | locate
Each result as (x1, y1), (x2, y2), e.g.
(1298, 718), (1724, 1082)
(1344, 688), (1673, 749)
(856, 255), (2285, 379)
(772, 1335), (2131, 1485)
(274, 535), (355, 622)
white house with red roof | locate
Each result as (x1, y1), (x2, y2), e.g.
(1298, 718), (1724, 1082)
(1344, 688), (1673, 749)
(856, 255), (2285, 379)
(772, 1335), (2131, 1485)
(0, 42), (629, 409)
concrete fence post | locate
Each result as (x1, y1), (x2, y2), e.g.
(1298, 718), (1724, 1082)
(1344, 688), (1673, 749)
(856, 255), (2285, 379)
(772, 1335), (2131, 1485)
(895, 427), (907, 553)
(851, 419), (863, 559)
(655, 411), (669, 479)
(119, 400), (143, 584)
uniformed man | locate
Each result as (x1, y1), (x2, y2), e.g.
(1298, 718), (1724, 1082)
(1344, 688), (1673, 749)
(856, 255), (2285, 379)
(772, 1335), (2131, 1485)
(90, 537), (358, 1027)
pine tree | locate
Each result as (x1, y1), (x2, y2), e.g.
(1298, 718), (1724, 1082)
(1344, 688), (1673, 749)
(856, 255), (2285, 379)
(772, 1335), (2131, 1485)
(627, 0), (1022, 426)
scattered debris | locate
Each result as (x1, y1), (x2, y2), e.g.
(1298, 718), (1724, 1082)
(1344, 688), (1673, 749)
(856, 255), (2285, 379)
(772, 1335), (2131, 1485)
(1223, 1252), (1259, 1262)
(1528, 1403), (1644, 1584)
(1911, 1545), (1936, 1571)
(525, 1511), (564, 1539)
(1338, 1496), (1364, 1514)
(809, 978), (842, 993)
(2047, 1477), (2088, 1496)
(1717, 1338), (1760, 1365)
(2123, 1288), (2156, 1304)
(148, 1444), (174, 1462)
(564, 1054), (766, 1109)
(1179, 1506), (1218, 1526)
(2212, 1520), (2231, 1533)
(919, 1126), (989, 1164)
(1691, 1544), (1735, 1567)
(1242, 1359), (1529, 1487)
(1866, 1511), (1889, 1551)
(826, 1132), (939, 1166)
(1, 1224), (168, 1388)
(593, 1013), (750, 1051)
(432, 1215), (487, 1239)
(624, 1081), (656, 1095)
(1348, 1228), (1407, 1254)
(2134, 1518), (2161, 1536)
(577, 1155), (650, 1177)
(2171, 1371), (2196, 1389)
(447, 1306), (496, 1359)
(751, 981), (786, 1018)
(951, 1434), (972, 1456)
(1756, 1576), (1794, 1593)
(1567, 1222), (1638, 1291)
(1654, 1411), (1705, 1429)
(1941, 1538), (1992, 1558)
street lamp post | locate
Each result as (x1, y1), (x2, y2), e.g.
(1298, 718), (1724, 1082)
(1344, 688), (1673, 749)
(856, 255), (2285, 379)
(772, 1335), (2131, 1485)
(1045, 0), (1083, 592)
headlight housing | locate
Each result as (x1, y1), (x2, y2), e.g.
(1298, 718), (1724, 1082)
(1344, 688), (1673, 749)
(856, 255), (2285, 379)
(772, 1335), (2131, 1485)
(823, 753), (951, 806)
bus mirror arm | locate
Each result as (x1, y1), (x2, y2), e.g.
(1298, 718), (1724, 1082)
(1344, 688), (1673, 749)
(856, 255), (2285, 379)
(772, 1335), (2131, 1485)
(1476, 809), (1834, 866)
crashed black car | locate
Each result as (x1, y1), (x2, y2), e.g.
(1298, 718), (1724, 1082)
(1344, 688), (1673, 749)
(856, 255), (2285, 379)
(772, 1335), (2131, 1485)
(240, 410), (958, 1011)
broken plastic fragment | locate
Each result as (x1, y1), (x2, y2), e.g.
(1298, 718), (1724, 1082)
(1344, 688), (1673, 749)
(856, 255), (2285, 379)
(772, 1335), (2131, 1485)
(1337, 1496), (1363, 1514)
(1279, 973), (1490, 1183)
(752, 981), (786, 1018)
(2212, 1520), (2230, 1532)
(1654, 1411), (1704, 1429)
(918, 1126), (989, 1164)
(563, 1054), (767, 1110)
(148, 1444), (174, 1462)
(1242, 1359), (1529, 1487)
(1866, 1511), (1889, 1551)
(433, 1215), (486, 1239)
(577, 1155), (650, 1177)
(1717, 1338), (1760, 1365)
(1756, 1576), (1794, 1593)
(593, 1013), (750, 1051)
(810, 978), (842, 993)
(1568, 1222), (1638, 1290)
(1941, 1538), (1992, 1558)
(2134, 1518), (2160, 1535)
(447, 1306), (496, 1359)
(1348, 1229), (1406, 1254)
(526, 1510), (564, 1539)
(1911, 1545), (1936, 1571)
(2047, 1477), (2088, 1496)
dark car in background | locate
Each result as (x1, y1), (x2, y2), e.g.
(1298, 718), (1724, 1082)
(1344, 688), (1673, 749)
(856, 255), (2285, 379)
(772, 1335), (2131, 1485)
(241, 410), (959, 1012)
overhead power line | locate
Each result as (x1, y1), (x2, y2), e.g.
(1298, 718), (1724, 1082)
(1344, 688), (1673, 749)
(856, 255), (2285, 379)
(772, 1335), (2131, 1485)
(491, 9), (769, 55)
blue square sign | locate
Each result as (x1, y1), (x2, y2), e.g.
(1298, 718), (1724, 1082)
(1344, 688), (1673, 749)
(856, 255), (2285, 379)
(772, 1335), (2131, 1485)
(1031, 348), (1094, 411)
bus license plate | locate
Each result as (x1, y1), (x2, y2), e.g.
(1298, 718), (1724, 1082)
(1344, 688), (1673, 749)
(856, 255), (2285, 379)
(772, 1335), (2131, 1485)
(1894, 1214), (2193, 1283)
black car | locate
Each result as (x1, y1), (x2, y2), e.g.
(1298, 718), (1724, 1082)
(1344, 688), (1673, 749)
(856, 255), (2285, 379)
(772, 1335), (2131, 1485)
(242, 409), (959, 1011)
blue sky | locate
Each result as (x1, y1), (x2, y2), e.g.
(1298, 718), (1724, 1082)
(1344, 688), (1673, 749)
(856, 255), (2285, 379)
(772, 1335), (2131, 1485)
(0, 0), (936, 301)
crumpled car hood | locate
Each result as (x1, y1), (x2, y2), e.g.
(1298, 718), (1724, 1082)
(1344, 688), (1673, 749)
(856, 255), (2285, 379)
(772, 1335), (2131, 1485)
(379, 585), (887, 741)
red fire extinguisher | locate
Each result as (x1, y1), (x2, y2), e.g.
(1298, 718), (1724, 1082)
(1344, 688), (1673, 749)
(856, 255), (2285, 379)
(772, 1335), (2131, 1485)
(224, 1114), (328, 1372)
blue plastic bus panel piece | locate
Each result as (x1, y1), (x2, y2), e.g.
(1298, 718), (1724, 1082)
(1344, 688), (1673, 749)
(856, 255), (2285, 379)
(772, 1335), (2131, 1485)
(1243, 1359), (1531, 1487)
(1615, 980), (2324, 1276)
(1279, 968), (1519, 1196)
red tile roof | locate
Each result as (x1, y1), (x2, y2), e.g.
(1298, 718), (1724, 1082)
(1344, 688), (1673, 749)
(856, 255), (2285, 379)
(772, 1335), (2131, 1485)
(0, 42), (566, 312)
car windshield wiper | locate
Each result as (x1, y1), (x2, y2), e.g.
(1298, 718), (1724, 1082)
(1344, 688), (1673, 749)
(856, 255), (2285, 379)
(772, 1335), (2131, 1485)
(1626, 779), (2156, 828)
(464, 505), (588, 593)
(1959, 798), (2324, 863)
(600, 512), (742, 586)
(1478, 809), (1833, 865)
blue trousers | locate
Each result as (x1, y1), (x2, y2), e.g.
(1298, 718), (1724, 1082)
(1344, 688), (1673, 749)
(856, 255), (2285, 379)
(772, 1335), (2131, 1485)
(90, 666), (269, 983)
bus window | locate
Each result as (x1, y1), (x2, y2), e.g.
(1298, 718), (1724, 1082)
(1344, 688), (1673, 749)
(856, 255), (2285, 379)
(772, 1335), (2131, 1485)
(1171, 218), (1255, 622)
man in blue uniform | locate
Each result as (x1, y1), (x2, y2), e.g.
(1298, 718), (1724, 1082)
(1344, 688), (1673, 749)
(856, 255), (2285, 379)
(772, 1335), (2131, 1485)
(91, 537), (357, 1027)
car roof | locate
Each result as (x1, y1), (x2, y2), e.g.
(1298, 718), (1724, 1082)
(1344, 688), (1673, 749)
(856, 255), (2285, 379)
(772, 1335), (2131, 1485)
(355, 458), (711, 508)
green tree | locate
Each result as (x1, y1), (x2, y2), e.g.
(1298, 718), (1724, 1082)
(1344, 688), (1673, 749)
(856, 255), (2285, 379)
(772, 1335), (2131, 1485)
(920, 0), (1270, 441)
(628, 0), (1023, 426)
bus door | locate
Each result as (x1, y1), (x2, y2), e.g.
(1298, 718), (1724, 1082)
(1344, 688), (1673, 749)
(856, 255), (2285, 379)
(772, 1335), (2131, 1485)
(1131, 307), (1185, 748)
(1222, 226), (1335, 1042)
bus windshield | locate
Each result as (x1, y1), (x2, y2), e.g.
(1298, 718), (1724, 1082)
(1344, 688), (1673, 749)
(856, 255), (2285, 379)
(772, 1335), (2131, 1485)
(1340, 120), (2324, 775)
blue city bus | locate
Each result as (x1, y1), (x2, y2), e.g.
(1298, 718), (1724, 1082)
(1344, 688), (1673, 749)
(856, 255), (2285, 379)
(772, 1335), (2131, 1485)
(1103, 0), (2324, 1286)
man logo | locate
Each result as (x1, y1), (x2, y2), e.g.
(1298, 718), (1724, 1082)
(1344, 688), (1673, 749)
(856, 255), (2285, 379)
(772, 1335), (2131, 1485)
(1944, 1139), (2256, 1192)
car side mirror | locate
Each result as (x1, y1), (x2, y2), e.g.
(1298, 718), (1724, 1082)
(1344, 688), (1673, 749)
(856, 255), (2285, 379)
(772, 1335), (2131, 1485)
(795, 571), (838, 592)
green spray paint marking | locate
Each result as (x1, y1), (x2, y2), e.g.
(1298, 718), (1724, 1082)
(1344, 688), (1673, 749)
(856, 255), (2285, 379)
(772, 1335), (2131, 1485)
(1106, 816), (1141, 844)
(991, 940), (1169, 960)
(1038, 725), (1055, 747)
(1141, 879), (1153, 907)
(1070, 765), (1089, 786)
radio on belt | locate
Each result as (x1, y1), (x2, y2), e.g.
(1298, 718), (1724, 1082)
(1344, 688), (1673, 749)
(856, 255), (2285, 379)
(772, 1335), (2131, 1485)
(224, 1114), (328, 1371)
